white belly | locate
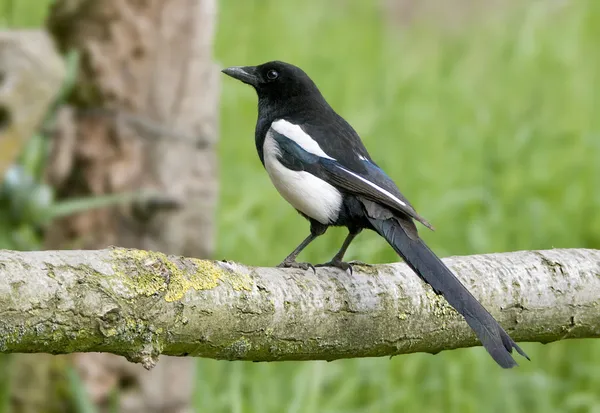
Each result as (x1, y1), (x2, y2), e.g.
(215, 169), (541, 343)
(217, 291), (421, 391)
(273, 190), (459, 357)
(263, 133), (342, 225)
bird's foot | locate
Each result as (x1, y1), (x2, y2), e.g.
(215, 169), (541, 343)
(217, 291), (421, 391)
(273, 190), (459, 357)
(316, 259), (353, 274)
(347, 260), (373, 267)
(277, 259), (315, 272)
(315, 259), (373, 275)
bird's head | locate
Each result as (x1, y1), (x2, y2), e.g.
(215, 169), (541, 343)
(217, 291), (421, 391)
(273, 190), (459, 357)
(222, 61), (323, 106)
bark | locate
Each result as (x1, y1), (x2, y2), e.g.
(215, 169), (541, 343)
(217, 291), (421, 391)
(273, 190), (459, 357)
(36, 0), (219, 411)
(45, 0), (219, 254)
(0, 30), (65, 176)
(0, 248), (598, 363)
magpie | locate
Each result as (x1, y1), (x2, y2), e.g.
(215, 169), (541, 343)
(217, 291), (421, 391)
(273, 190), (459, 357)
(222, 60), (529, 368)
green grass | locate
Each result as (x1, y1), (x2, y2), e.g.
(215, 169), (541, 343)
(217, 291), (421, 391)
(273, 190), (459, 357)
(2, 0), (600, 412)
(0, 0), (51, 27)
(214, 1), (600, 412)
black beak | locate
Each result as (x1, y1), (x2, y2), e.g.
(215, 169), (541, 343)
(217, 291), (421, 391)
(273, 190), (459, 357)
(221, 66), (259, 87)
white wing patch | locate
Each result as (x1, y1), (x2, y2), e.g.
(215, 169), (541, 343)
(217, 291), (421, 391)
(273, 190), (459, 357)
(271, 119), (335, 160)
(266, 119), (407, 220)
(263, 131), (342, 225)
(336, 165), (408, 208)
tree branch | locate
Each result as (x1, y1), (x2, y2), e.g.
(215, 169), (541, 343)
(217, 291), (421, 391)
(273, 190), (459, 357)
(0, 247), (598, 369)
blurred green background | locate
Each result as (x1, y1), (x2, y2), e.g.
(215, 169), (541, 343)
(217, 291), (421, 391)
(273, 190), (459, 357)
(2, 0), (600, 412)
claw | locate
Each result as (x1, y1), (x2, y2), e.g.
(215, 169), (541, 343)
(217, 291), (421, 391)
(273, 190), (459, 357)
(315, 259), (354, 274)
(315, 259), (374, 275)
(347, 260), (373, 267)
(277, 260), (316, 273)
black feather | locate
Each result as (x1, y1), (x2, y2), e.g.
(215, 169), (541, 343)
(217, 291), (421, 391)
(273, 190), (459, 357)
(365, 211), (529, 368)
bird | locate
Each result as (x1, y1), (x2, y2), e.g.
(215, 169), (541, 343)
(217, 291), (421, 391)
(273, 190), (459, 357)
(221, 60), (529, 368)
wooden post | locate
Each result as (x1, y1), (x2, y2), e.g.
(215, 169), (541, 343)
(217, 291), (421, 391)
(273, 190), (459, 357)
(41, 1), (219, 411)
(0, 30), (65, 176)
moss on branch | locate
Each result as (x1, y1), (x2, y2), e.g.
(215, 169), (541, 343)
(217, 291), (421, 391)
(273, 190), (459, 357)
(0, 247), (598, 369)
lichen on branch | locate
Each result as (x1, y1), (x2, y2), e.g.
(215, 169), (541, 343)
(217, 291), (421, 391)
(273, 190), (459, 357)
(0, 247), (598, 369)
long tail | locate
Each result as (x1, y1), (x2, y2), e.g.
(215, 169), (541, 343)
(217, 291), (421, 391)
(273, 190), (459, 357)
(367, 216), (529, 368)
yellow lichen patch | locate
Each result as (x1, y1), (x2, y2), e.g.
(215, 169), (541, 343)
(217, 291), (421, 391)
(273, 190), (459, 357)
(103, 327), (118, 337)
(164, 259), (223, 302)
(110, 247), (254, 303)
(111, 249), (170, 296)
(426, 290), (457, 319)
(224, 272), (253, 292)
(352, 263), (379, 276)
(190, 258), (254, 292)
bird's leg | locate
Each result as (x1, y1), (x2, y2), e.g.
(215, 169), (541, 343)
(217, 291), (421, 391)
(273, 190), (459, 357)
(277, 221), (327, 271)
(277, 233), (317, 271)
(316, 227), (369, 274)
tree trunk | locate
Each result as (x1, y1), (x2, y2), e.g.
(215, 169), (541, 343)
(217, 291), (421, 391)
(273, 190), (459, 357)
(0, 30), (66, 177)
(22, 1), (219, 411)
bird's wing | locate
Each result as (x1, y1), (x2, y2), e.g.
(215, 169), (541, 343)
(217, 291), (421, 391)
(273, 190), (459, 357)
(270, 119), (434, 230)
(318, 157), (434, 230)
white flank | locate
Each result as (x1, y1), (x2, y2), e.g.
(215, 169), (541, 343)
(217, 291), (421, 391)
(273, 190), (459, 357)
(271, 119), (335, 160)
(337, 165), (407, 207)
(263, 131), (342, 224)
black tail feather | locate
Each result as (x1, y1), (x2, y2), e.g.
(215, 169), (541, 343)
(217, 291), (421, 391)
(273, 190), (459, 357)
(367, 216), (529, 368)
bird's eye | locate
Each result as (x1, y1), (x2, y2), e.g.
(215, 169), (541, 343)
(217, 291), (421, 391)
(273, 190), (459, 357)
(266, 69), (279, 80)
